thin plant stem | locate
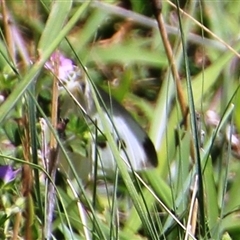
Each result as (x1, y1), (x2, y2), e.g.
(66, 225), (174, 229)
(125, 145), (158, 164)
(1, 0), (14, 62)
(166, 0), (240, 58)
(151, 0), (188, 124)
(45, 52), (60, 239)
(184, 175), (198, 240)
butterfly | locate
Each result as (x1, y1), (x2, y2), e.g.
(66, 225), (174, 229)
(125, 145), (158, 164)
(51, 56), (158, 179)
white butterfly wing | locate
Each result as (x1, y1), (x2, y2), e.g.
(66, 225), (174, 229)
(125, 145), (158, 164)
(91, 89), (158, 176)
(92, 115), (151, 175)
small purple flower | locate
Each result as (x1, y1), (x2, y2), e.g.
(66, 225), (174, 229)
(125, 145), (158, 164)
(0, 165), (20, 183)
(45, 52), (75, 80)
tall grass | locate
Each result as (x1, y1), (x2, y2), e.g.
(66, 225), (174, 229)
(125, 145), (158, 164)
(0, 1), (240, 239)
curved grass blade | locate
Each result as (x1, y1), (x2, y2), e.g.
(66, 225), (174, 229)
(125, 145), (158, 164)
(175, 0), (205, 235)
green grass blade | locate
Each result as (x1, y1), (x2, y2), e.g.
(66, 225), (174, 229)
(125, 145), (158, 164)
(38, 1), (72, 51)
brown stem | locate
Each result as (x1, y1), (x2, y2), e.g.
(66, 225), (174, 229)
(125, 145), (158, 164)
(1, 0), (14, 62)
(45, 52), (60, 239)
(12, 212), (22, 240)
(150, 0), (197, 160)
(151, 0), (188, 125)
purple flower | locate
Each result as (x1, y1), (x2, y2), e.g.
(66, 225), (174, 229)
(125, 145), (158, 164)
(0, 165), (20, 183)
(45, 52), (75, 80)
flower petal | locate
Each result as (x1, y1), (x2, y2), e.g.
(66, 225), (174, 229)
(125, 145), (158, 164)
(0, 165), (20, 183)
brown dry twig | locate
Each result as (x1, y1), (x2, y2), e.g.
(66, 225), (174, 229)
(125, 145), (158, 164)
(151, 0), (188, 126)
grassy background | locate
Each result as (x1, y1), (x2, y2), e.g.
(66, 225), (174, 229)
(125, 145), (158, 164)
(0, 1), (240, 239)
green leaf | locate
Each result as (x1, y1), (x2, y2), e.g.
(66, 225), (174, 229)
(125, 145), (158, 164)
(38, 1), (72, 51)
